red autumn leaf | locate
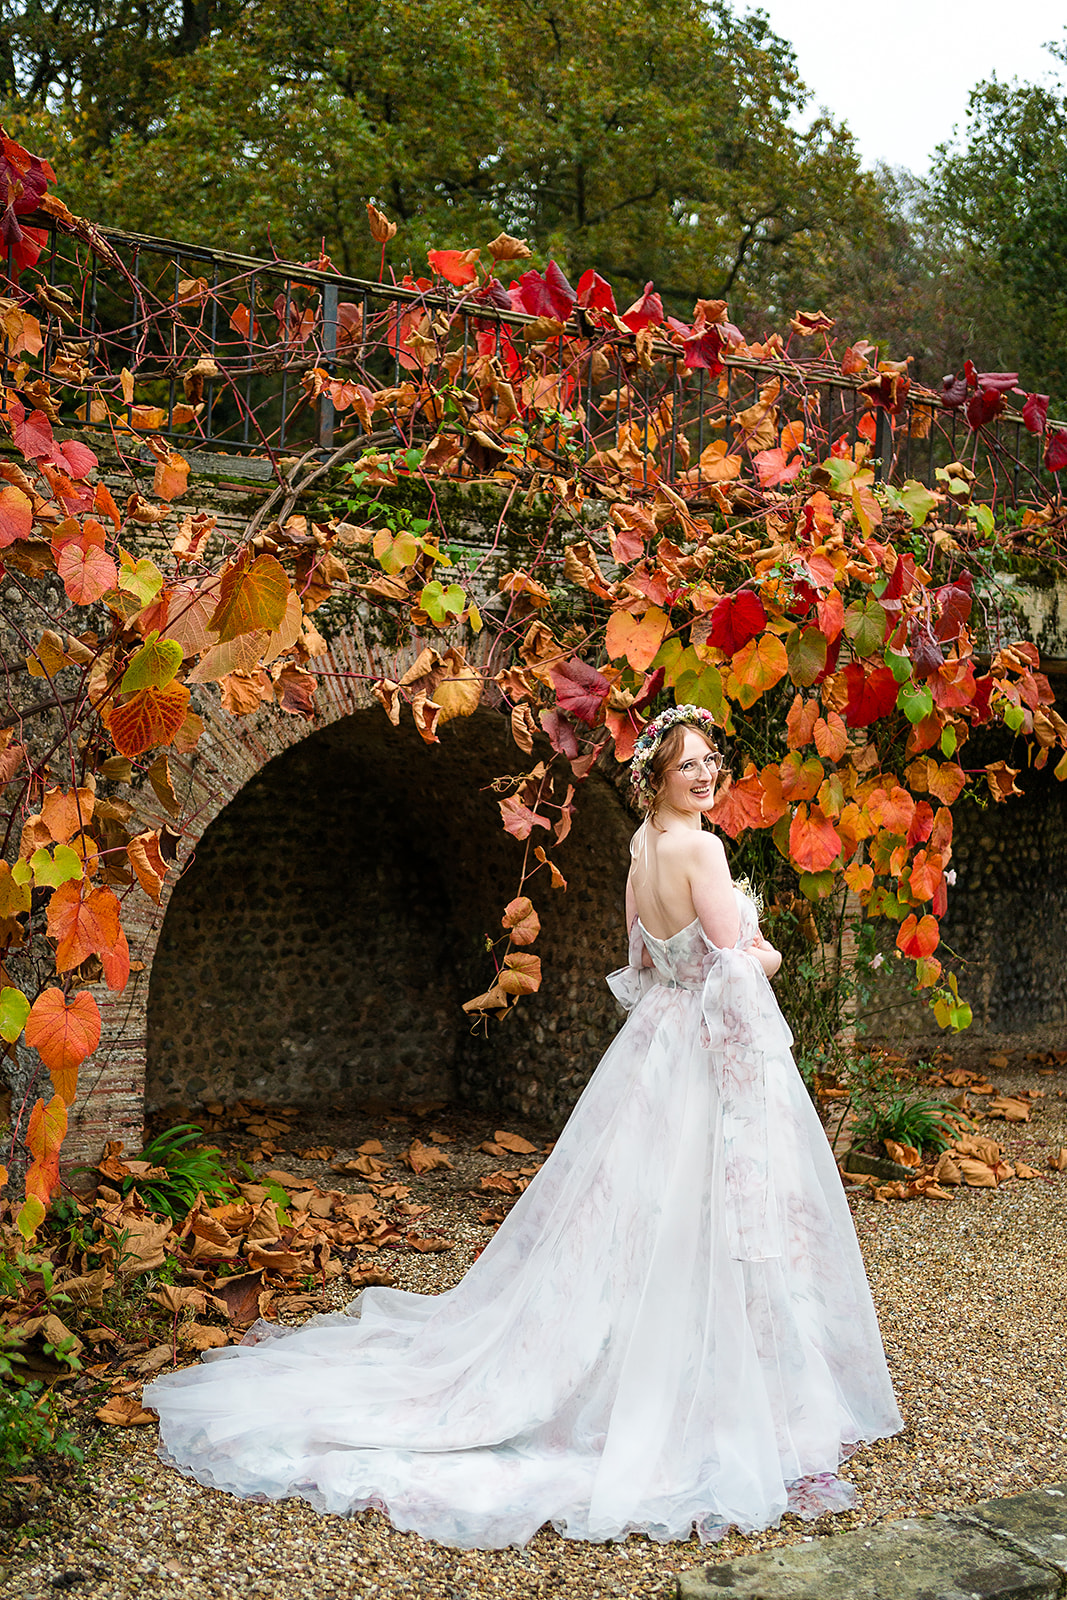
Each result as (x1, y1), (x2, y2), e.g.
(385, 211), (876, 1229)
(908, 848), (944, 905)
(47, 881), (122, 972)
(906, 800), (935, 846)
(498, 796), (552, 839)
(427, 247), (480, 287)
(708, 590), (766, 655)
(0, 484), (32, 547)
(752, 447), (802, 488)
(966, 385), (1008, 430)
(929, 657), (976, 711)
(1022, 393), (1049, 434)
(605, 707), (645, 763)
(575, 269), (617, 315)
(58, 540), (119, 604)
(779, 750), (823, 802)
(896, 912), (940, 959)
(933, 574), (973, 642)
(109, 680), (190, 758)
(842, 663), (899, 727)
(25, 1093), (67, 1204)
(11, 402), (55, 461)
(549, 659), (610, 726)
(789, 803), (842, 872)
(57, 438), (98, 479)
(621, 282), (664, 331)
(25, 988), (101, 1103)
(928, 763), (967, 805)
(816, 587), (845, 640)
(682, 324), (725, 372)
(1045, 430), (1067, 473)
(498, 950), (542, 996)
(538, 708), (580, 760)
(512, 262), (575, 322)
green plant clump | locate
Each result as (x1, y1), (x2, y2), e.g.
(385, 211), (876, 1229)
(117, 1124), (236, 1221)
(849, 1090), (962, 1155)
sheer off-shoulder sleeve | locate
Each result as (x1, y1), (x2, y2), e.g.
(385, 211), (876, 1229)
(700, 905), (794, 1263)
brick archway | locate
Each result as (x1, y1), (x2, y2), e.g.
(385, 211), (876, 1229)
(65, 635), (635, 1162)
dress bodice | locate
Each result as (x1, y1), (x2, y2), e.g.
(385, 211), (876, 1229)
(636, 888), (761, 989)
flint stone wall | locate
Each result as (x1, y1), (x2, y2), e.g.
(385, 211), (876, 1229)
(146, 709), (633, 1124)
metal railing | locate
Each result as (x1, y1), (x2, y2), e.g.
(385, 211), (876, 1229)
(9, 215), (1064, 508)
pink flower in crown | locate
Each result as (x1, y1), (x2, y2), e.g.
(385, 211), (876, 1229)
(629, 703), (721, 808)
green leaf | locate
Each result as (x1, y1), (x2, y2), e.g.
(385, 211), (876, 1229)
(897, 682), (933, 724)
(974, 504), (995, 536)
(120, 630), (184, 694)
(30, 844), (83, 889)
(819, 456), (860, 493)
(1002, 702), (1025, 733)
(17, 1195), (45, 1242)
(11, 858), (32, 888)
(651, 637), (687, 682)
(0, 985), (30, 1043)
(885, 479), (938, 528)
(798, 870), (835, 901)
(117, 551), (164, 607)
(940, 724), (957, 757)
(843, 597), (887, 657)
(673, 663), (724, 716)
(785, 625), (827, 687)
(419, 580), (466, 625)
(885, 647), (913, 684)
(374, 530), (420, 573)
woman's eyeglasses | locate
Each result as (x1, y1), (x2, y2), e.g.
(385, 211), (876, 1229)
(674, 754), (722, 778)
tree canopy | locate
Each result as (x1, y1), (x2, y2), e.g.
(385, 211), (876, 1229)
(3, 0), (889, 319)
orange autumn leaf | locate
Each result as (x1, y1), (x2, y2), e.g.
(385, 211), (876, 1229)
(605, 606), (670, 672)
(209, 552), (289, 642)
(47, 881), (122, 972)
(498, 950), (542, 995)
(788, 803), (842, 873)
(730, 633), (788, 709)
(814, 711), (848, 762)
(501, 896), (541, 947)
(127, 830), (169, 903)
(25, 988), (101, 1102)
(109, 680), (190, 758)
(25, 1092), (67, 1203)
(40, 785), (94, 845)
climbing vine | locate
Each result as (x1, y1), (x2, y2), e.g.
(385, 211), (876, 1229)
(0, 129), (1065, 1237)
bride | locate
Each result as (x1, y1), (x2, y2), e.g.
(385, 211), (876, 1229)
(144, 704), (901, 1549)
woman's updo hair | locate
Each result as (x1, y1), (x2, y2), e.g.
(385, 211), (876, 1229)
(647, 723), (720, 824)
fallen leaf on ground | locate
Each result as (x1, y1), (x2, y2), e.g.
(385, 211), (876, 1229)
(494, 1129), (538, 1154)
(405, 1235), (454, 1252)
(95, 1395), (157, 1426)
(402, 1139), (453, 1175)
(958, 1157), (998, 1188)
(985, 1096), (1030, 1122)
(180, 1323), (230, 1351)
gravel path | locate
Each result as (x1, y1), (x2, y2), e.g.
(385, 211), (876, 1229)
(5, 1063), (1067, 1600)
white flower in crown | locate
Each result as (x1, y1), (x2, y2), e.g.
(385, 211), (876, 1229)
(629, 703), (721, 808)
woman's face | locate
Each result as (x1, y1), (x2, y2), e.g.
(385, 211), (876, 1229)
(657, 728), (723, 818)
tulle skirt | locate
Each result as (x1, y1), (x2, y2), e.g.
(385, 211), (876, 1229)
(145, 979), (901, 1548)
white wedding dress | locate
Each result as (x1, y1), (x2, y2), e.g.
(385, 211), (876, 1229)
(145, 885), (901, 1548)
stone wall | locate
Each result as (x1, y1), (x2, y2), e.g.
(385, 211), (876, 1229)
(146, 709), (634, 1128)
(862, 708), (1067, 1059)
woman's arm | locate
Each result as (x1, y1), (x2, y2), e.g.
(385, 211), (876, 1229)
(689, 833), (740, 948)
(748, 932), (782, 979)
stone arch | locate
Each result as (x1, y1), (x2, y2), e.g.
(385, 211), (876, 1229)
(65, 634), (635, 1163)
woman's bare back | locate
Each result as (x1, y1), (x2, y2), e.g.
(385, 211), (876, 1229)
(627, 822), (739, 947)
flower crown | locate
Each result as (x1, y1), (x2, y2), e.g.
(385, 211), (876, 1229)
(629, 704), (721, 808)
